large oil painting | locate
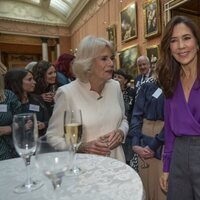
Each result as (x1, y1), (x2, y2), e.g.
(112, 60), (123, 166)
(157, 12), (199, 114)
(120, 2), (137, 43)
(119, 45), (139, 78)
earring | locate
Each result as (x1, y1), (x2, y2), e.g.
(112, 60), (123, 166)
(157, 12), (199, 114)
(197, 46), (199, 51)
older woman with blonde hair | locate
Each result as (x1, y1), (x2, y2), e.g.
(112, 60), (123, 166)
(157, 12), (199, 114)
(47, 35), (128, 161)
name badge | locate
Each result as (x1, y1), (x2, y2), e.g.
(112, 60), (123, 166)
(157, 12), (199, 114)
(0, 104), (7, 112)
(29, 104), (40, 112)
(152, 88), (162, 99)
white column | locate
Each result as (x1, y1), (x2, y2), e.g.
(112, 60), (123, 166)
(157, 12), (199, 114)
(56, 38), (60, 58)
(41, 37), (48, 61)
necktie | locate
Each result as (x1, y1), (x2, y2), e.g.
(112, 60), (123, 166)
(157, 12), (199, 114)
(142, 75), (146, 82)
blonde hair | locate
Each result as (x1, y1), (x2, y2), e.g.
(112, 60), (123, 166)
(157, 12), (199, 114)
(0, 62), (7, 75)
(72, 35), (113, 82)
(0, 68), (6, 102)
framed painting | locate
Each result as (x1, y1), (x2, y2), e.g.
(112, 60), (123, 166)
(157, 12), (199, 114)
(106, 24), (117, 50)
(143, 0), (161, 39)
(119, 45), (139, 78)
(120, 2), (137, 43)
(146, 45), (159, 70)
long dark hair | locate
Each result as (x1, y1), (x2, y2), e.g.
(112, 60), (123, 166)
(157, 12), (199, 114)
(157, 16), (200, 98)
(4, 69), (30, 101)
(32, 60), (54, 94)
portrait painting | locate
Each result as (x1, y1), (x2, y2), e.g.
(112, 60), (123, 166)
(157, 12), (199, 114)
(106, 24), (117, 50)
(146, 45), (159, 70)
(120, 2), (137, 43)
(144, 0), (161, 39)
(119, 45), (139, 78)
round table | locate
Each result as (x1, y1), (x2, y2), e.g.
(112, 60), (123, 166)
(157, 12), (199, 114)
(0, 154), (145, 200)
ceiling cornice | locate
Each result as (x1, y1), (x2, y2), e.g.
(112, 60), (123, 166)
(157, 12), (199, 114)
(0, 0), (90, 27)
(65, 0), (90, 27)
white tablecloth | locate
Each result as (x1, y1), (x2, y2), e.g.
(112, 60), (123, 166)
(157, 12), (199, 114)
(0, 154), (145, 200)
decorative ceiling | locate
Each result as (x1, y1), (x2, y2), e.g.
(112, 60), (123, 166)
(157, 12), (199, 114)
(0, 0), (90, 27)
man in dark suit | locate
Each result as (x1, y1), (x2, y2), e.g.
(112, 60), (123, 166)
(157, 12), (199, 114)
(134, 55), (152, 93)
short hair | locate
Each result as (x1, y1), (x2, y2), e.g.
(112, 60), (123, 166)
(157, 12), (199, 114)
(72, 36), (113, 82)
(25, 61), (37, 72)
(137, 55), (150, 65)
(114, 68), (132, 82)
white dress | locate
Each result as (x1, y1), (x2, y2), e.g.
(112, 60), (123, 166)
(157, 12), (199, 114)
(47, 79), (129, 162)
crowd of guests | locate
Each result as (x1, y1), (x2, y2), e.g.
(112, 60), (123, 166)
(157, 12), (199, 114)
(0, 15), (200, 200)
(0, 54), (75, 159)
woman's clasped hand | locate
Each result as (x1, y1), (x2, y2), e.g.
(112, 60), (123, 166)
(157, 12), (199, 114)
(79, 129), (124, 156)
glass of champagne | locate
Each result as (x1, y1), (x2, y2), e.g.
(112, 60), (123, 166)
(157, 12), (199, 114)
(49, 84), (56, 93)
(35, 135), (73, 199)
(12, 113), (43, 193)
(64, 109), (83, 175)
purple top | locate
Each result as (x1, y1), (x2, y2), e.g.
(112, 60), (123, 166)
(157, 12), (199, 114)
(163, 78), (200, 172)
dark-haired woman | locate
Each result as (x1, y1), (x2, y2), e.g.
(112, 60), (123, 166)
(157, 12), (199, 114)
(158, 16), (200, 199)
(5, 69), (49, 136)
(32, 60), (57, 116)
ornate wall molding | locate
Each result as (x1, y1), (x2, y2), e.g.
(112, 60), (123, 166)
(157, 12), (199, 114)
(70, 0), (108, 34)
(0, 19), (70, 37)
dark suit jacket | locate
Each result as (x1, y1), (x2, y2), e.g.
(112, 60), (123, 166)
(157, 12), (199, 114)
(134, 74), (144, 92)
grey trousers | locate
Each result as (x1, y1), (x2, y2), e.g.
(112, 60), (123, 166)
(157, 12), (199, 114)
(167, 136), (200, 200)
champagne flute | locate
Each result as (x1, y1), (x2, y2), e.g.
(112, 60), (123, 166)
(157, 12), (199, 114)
(35, 135), (73, 199)
(64, 109), (83, 175)
(12, 113), (43, 193)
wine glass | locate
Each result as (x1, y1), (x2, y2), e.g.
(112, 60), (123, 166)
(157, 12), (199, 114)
(35, 135), (73, 198)
(12, 113), (43, 193)
(64, 109), (83, 175)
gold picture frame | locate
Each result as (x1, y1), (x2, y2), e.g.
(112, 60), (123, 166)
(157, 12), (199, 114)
(106, 24), (117, 50)
(120, 2), (137, 43)
(119, 45), (139, 78)
(144, 0), (161, 39)
(146, 45), (159, 70)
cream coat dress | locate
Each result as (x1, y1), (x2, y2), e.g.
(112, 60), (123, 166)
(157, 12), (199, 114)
(47, 79), (129, 162)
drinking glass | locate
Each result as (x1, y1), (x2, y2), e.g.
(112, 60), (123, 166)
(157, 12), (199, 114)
(35, 135), (73, 198)
(49, 84), (56, 93)
(12, 113), (43, 193)
(64, 109), (83, 175)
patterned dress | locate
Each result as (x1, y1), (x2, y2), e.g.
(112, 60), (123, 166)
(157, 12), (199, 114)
(0, 89), (21, 160)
